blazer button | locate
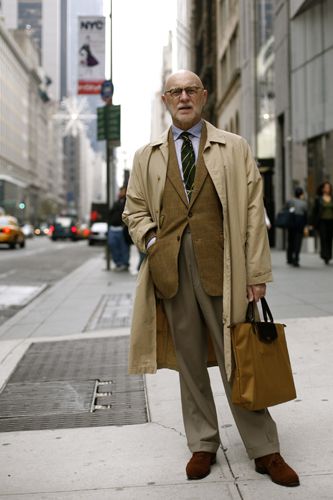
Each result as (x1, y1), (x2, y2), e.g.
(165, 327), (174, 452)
(188, 211), (193, 218)
(177, 235), (180, 241)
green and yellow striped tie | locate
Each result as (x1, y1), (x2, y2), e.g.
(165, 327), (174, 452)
(180, 132), (196, 199)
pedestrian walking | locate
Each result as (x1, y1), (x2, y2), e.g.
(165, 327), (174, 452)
(286, 187), (307, 267)
(312, 181), (333, 265)
(123, 70), (299, 487)
(108, 186), (130, 271)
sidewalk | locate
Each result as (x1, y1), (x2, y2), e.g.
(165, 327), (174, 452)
(0, 250), (332, 499)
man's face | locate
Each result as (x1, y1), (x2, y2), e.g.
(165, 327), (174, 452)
(162, 72), (207, 130)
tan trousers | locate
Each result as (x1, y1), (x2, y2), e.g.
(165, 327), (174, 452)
(163, 231), (280, 459)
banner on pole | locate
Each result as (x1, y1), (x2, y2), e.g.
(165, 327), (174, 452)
(78, 16), (105, 95)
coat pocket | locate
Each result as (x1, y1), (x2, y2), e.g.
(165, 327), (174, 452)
(147, 237), (180, 299)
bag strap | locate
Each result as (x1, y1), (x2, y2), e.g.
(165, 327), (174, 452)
(261, 297), (274, 322)
(246, 297), (274, 323)
(245, 301), (255, 323)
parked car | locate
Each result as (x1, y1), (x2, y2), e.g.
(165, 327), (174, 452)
(21, 223), (34, 238)
(49, 216), (79, 241)
(0, 215), (25, 249)
(88, 222), (108, 246)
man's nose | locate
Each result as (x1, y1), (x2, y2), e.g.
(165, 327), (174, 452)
(179, 89), (190, 99)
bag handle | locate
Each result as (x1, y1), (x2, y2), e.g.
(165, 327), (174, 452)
(246, 297), (274, 323)
(261, 297), (274, 322)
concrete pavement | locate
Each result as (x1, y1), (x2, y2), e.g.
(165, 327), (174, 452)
(0, 248), (332, 499)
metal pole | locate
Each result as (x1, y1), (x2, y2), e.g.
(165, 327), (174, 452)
(110, 0), (113, 82)
(105, 0), (113, 270)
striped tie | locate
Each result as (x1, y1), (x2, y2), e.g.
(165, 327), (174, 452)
(181, 132), (196, 199)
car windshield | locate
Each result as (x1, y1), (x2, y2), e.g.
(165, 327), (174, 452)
(55, 217), (72, 227)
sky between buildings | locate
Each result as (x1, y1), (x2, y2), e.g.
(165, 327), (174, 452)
(103, 0), (177, 168)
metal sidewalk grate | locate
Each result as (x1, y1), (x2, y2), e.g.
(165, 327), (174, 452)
(0, 337), (148, 432)
(84, 293), (133, 331)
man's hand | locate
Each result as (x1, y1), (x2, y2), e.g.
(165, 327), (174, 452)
(247, 283), (266, 302)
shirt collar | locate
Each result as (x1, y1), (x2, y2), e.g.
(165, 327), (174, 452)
(172, 120), (203, 141)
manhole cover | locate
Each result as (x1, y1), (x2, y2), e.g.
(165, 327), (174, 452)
(0, 337), (148, 432)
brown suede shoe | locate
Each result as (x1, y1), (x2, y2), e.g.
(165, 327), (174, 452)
(255, 453), (300, 487)
(186, 451), (216, 480)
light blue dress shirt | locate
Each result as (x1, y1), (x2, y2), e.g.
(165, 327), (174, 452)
(171, 120), (203, 190)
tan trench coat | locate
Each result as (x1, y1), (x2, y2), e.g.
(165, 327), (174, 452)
(123, 121), (273, 380)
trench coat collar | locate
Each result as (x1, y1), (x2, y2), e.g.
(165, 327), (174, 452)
(150, 120), (227, 150)
(150, 121), (227, 191)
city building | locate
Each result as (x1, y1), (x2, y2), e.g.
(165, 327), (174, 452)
(216, 0), (241, 136)
(275, 0), (333, 211)
(1, 0), (63, 101)
(1, 0), (107, 221)
(0, 18), (64, 223)
(191, 0), (218, 124)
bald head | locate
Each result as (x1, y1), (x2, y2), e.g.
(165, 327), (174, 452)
(162, 70), (207, 130)
(164, 70), (204, 92)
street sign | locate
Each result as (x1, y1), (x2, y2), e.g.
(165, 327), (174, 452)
(96, 105), (121, 145)
(100, 79), (114, 103)
(106, 105), (121, 145)
(97, 107), (106, 141)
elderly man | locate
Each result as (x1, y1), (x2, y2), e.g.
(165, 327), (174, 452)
(123, 70), (299, 487)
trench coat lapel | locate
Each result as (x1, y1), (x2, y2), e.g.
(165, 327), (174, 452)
(189, 124), (208, 206)
(152, 129), (188, 208)
(202, 121), (227, 205)
(149, 132), (169, 214)
(167, 132), (188, 207)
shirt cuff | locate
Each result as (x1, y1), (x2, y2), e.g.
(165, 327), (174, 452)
(146, 237), (156, 249)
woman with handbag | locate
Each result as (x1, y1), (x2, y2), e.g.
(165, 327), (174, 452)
(312, 181), (333, 265)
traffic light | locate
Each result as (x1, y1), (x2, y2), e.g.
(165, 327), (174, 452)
(18, 202), (26, 210)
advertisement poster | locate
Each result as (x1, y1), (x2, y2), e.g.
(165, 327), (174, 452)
(78, 16), (105, 95)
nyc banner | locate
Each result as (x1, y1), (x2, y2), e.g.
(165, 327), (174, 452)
(78, 16), (105, 95)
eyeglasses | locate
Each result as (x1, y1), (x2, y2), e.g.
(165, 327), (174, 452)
(164, 86), (204, 98)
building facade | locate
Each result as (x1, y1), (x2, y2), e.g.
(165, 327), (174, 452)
(191, 0), (218, 124)
(0, 19), (64, 223)
(216, 0), (241, 136)
(2, 0), (63, 101)
(289, 0), (333, 205)
(272, 0), (333, 244)
(1, 0), (107, 222)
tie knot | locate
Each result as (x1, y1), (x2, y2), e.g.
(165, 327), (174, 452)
(180, 132), (191, 141)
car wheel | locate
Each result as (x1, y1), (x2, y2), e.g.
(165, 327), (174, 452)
(88, 240), (94, 246)
(9, 242), (16, 249)
(20, 240), (25, 248)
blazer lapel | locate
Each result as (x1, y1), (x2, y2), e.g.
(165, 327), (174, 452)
(166, 130), (188, 207)
(189, 123), (208, 206)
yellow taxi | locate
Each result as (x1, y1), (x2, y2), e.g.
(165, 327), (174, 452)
(0, 215), (26, 249)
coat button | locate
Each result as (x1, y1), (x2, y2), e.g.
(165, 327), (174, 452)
(188, 211), (193, 218)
